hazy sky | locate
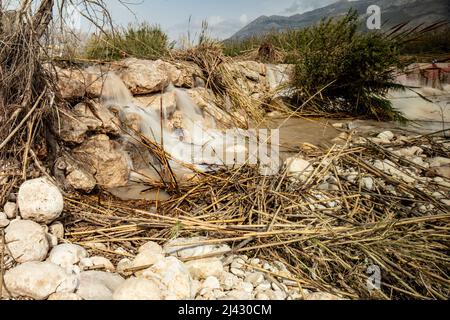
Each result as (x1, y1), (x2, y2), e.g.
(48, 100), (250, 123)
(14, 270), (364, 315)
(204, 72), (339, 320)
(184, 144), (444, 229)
(103, 0), (339, 41)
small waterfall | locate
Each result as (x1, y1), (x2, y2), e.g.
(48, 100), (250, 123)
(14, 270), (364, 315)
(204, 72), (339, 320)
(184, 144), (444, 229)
(101, 73), (134, 107)
(100, 73), (251, 177)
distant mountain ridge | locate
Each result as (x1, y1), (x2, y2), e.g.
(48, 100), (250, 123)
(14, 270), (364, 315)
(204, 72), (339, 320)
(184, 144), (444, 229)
(229, 0), (450, 40)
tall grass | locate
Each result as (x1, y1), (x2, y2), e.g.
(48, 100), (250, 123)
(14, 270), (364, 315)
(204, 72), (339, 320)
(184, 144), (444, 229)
(224, 11), (407, 121)
(400, 26), (450, 57)
(286, 11), (405, 121)
(85, 23), (172, 61)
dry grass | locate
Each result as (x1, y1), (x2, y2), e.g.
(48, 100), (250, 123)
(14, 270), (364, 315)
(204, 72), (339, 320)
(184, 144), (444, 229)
(62, 134), (450, 300)
(172, 42), (268, 128)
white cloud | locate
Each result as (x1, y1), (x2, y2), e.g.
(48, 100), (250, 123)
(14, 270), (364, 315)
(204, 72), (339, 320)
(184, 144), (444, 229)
(239, 14), (249, 25)
(281, 0), (338, 15)
(208, 15), (225, 26)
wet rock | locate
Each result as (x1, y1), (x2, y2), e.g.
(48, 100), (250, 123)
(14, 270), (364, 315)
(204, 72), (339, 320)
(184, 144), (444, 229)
(72, 135), (131, 189)
(76, 271), (125, 300)
(186, 258), (224, 280)
(5, 220), (49, 263)
(48, 244), (88, 270)
(4, 202), (17, 219)
(18, 178), (64, 224)
(113, 277), (163, 300)
(56, 67), (106, 100)
(120, 59), (170, 94)
(135, 91), (177, 114)
(59, 101), (121, 145)
(332, 132), (350, 145)
(4, 262), (78, 300)
(142, 256), (192, 300)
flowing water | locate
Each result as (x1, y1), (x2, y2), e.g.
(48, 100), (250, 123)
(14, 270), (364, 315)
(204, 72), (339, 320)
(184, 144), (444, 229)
(101, 73), (280, 200)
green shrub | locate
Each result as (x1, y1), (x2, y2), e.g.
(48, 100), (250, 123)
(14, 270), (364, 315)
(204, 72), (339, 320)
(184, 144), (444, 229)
(400, 26), (450, 56)
(223, 36), (263, 57)
(85, 23), (172, 60)
(223, 11), (407, 121)
(285, 11), (405, 121)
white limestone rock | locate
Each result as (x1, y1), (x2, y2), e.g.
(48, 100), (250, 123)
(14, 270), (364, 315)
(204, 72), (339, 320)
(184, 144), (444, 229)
(49, 221), (65, 239)
(138, 241), (163, 255)
(80, 256), (115, 272)
(4, 202), (17, 219)
(5, 220), (49, 263)
(377, 131), (394, 141)
(48, 244), (88, 269)
(185, 258), (224, 280)
(142, 256), (192, 300)
(4, 262), (78, 300)
(113, 277), (163, 300)
(18, 178), (64, 224)
(285, 157), (314, 182)
(76, 271), (125, 300)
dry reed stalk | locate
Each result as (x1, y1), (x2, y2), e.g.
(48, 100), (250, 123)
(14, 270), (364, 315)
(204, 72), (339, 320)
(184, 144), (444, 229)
(62, 134), (450, 300)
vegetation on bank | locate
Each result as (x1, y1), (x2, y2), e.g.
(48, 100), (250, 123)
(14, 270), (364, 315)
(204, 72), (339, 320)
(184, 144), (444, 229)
(222, 11), (407, 121)
(82, 11), (449, 121)
(85, 23), (172, 61)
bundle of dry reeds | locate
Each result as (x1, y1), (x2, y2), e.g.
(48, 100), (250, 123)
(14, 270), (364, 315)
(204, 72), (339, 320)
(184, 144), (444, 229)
(63, 134), (450, 300)
(172, 42), (269, 128)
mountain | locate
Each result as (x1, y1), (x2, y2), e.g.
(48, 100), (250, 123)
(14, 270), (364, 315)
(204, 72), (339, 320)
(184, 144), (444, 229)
(229, 0), (450, 41)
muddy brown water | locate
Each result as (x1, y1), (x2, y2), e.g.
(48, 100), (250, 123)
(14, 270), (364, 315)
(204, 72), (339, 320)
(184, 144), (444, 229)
(267, 117), (340, 153)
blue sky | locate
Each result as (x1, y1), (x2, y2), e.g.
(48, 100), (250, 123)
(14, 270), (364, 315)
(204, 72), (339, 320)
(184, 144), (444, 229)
(104, 0), (339, 40)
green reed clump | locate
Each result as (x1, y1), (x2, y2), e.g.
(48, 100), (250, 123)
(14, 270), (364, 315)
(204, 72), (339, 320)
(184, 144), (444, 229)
(85, 23), (173, 61)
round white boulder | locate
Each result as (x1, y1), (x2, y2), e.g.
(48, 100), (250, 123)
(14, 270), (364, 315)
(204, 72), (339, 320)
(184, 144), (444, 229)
(5, 220), (50, 263)
(113, 277), (162, 300)
(3, 202), (17, 219)
(142, 256), (192, 300)
(18, 178), (64, 224)
(76, 271), (125, 300)
(4, 262), (78, 300)
(48, 244), (88, 269)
